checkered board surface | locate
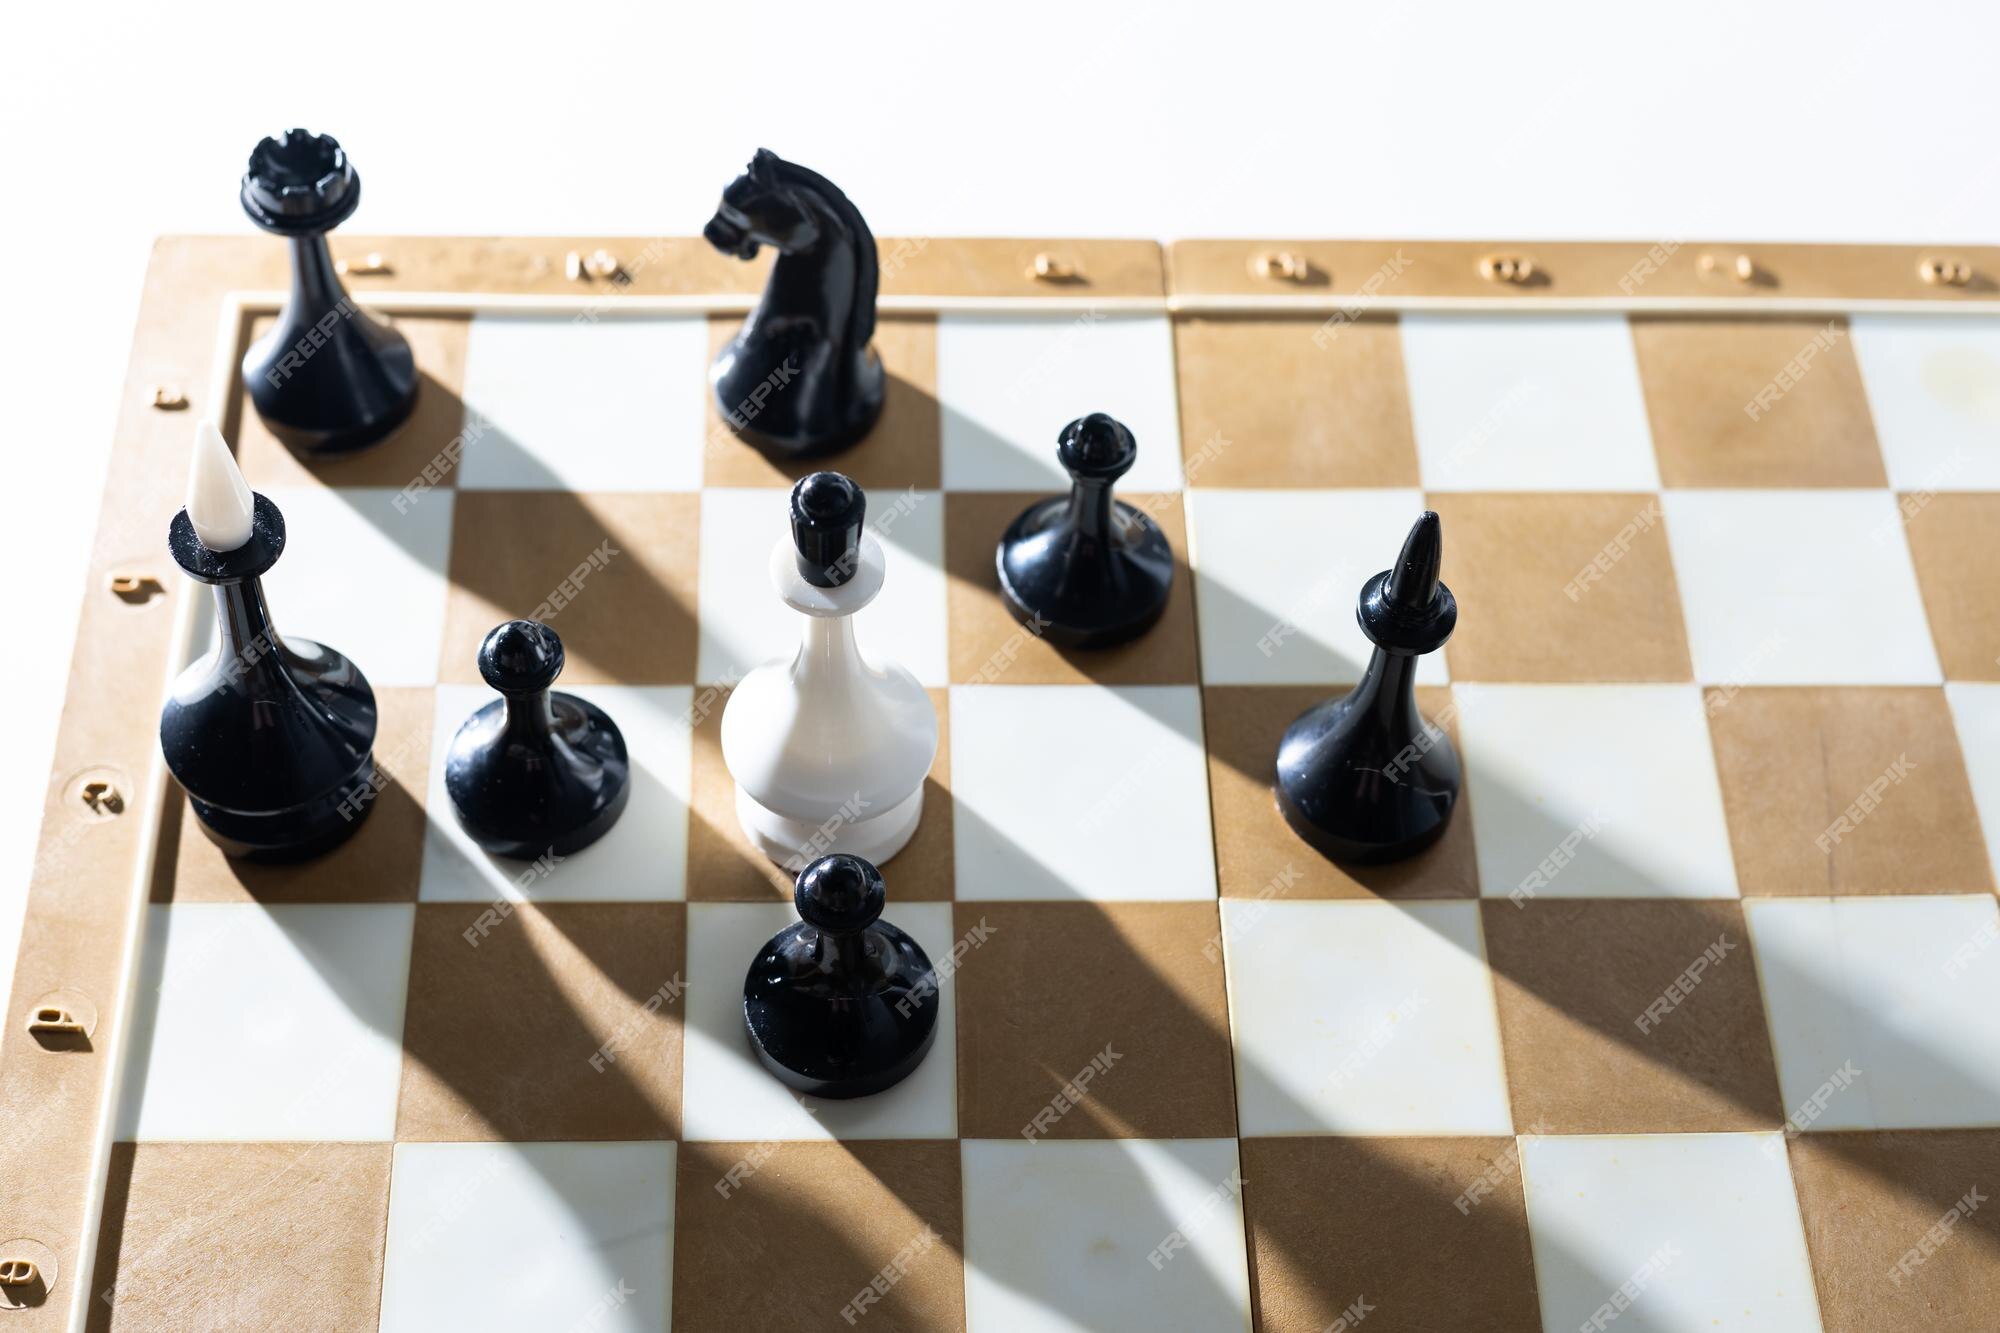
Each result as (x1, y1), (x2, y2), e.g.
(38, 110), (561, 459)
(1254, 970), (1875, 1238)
(94, 297), (2000, 1333)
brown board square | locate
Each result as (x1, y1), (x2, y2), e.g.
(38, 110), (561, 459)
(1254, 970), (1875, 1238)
(1903, 492), (2000, 681)
(1239, 1136), (1542, 1333)
(1788, 1129), (2000, 1333)
(89, 1141), (391, 1333)
(1482, 898), (1786, 1134)
(688, 686), (953, 901)
(703, 315), (941, 490)
(953, 901), (1235, 1139)
(1706, 687), (1993, 896)
(154, 686), (432, 904)
(396, 902), (684, 1141)
(944, 492), (1199, 685)
(235, 312), (472, 492)
(1203, 685), (1478, 899)
(1631, 316), (1886, 488)
(1430, 491), (1693, 682)
(1172, 314), (1419, 488)
(673, 1140), (965, 1332)
(440, 490), (698, 686)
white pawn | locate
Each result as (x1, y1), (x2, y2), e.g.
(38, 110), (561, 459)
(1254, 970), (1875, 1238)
(721, 474), (937, 869)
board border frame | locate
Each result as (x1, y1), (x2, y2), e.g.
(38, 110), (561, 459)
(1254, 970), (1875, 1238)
(5, 232), (2000, 1331)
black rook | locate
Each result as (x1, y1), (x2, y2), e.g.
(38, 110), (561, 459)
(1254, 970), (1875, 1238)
(239, 128), (418, 457)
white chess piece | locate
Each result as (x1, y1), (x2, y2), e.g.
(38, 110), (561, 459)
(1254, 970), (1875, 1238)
(721, 475), (937, 869)
(186, 419), (255, 552)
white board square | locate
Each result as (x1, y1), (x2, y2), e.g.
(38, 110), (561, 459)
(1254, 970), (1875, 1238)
(1851, 314), (2000, 490)
(260, 486), (452, 687)
(117, 903), (413, 1140)
(1520, 1132), (1822, 1333)
(1745, 894), (2000, 1130)
(938, 314), (1183, 491)
(379, 1141), (673, 1333)
(1222, 899), (1511, 1135)
(1402, 314), (1660, 491)
(961, 1138), (1252, 1333)
(1458, 684), (1738, 899)
(459, 314), (707, 491)
(1663, 490), (1941, 685)
(949, 685), (1216, 901)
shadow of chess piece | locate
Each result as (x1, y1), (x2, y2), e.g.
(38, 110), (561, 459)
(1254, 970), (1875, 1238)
(239, 128), (417, 457)
(744, 854), (939, 1098)
(996, 412), (1174, 649)
(703, 148), (884, 458)
(1275, 511), (1461, 863)
(159, 423), (377, 861)
(444, 620), (630, 860)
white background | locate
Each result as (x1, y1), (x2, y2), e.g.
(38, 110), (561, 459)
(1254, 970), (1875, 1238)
(0, 0), (1995, 997)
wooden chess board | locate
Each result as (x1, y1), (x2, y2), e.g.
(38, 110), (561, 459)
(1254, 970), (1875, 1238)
(6, 234), (2000, 1332)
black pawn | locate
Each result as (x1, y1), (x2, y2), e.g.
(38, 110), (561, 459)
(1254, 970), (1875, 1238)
(159, 496), (377, 861)
(743, 855), (939, 1099)
(445, 621), (630, 859)
(996, 413), (1174, 649)
(1275, 512), (1461, 863)
(240, 128), (417, 457)
(703, 149), (885, 457)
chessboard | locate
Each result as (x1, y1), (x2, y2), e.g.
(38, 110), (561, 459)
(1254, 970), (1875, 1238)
(6, 233), (2000, 1333)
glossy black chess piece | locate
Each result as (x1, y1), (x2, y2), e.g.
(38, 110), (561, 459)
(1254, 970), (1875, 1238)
(792, 470), (866, 587)
(444, 621), (630, 860)
(239, 128), (418, 457)
(159, 494), (378, 861)
(1275, 511), (1461, 863)
(743, 854), (939, 1099)
(703, 149), (884, 458)
(996, 413), (1174, 649)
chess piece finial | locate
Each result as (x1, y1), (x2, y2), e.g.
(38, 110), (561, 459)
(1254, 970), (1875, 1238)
(791, 470), (866, 588)
(995, 412), (1175, 649)
(186, 419), (255, 552)
(239, 128), (418, 457)
(704, 149), (885, 457)
(721, 473), (938, 868)
(159, 424), (377, 860)
(1363, 509), (1455, 652)
(444, 620), (631, 860)
(743, 854), (940, 1098)
(1274, 511), (1461, 863)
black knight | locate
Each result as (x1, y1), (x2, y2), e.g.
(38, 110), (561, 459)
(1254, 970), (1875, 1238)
(703, 149), (886, 457)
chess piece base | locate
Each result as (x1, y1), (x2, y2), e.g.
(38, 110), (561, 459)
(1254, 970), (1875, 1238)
(711, 340), (884, 459)
(189, 759), (374, 863)
(242, 309), (419, 458)
(445, 692), (631, 860)
(1274, 691), (1460, 864)
(996, 496), (1174, 650)
(734, 783), (924, 870)
(743, 916), (939, 1099)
